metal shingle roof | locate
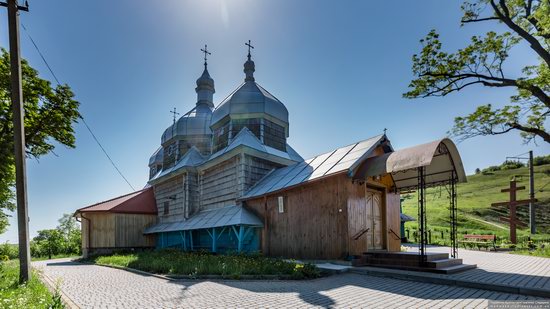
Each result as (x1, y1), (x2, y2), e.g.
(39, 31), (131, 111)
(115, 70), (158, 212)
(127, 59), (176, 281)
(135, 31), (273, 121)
(208, 127), (303, 163)
(240, 134), (387, 200)
(143, 205), (263, 234)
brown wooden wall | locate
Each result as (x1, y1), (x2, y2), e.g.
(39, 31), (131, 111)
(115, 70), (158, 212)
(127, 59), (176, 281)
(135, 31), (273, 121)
(246, 174), (350, 260)
(386, 192), (401, 252)
(245, 174), (401, 260)
(115, 214), (157, 247)
(81, 212), (156, 251)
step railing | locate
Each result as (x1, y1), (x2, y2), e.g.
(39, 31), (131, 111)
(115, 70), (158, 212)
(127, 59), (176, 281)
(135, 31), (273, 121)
(388, 228), (400, 240)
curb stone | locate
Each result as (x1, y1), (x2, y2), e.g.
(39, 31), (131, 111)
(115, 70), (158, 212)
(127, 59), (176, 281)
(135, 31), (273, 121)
(33, 266), (80, 309)
(351, 267), (550, 298)
(78, 260), (324, 281)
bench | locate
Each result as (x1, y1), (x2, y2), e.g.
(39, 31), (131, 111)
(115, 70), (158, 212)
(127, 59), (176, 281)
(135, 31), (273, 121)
(459, 234), (497, 251)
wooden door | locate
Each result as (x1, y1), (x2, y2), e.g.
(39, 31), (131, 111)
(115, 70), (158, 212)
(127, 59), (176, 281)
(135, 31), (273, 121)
(366, 190), (384, 251)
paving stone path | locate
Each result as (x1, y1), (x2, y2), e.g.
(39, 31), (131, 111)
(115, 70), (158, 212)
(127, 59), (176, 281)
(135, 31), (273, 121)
(406, 245), (550, 292)
(33, 258), (544, 308)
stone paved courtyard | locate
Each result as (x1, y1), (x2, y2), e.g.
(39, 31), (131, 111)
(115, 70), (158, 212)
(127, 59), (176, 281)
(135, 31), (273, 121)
(406, 245), (550, 291)
(33, 258), (545, 308)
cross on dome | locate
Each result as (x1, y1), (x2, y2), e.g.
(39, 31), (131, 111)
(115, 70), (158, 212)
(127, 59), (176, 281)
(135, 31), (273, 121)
(170, 107), (180, 125)
(201, 44), (211, 68)
(245, 40), (254, 60)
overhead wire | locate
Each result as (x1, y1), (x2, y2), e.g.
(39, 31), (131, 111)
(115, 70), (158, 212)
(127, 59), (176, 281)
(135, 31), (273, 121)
(20, 22), (136, 191)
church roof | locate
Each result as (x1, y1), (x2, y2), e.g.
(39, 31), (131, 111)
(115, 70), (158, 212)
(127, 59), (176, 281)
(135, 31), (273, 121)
(161, 104), (213, 144)
(75, 187), (157, 215)
(209, 127), (303, 163)
(143, 205), (263, 234)
(240, 134), (388, 200)
(149, 146), (205, 182)
(211, 81), (289, 126)
(148, 146), (163, 166)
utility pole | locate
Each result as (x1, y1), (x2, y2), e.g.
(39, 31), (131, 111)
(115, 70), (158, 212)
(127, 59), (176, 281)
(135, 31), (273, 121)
(506, 151), (537, 235)
(529, 150), (536, 234)
(1, 0), (30, 283)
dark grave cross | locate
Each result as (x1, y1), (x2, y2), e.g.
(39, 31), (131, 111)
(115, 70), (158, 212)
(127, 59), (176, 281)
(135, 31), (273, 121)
(491, 179), (537, 244)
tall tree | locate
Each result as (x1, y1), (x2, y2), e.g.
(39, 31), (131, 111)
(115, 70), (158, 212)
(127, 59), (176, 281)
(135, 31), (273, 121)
(404, 0), (550, 144)
(0, 49), (80, 233)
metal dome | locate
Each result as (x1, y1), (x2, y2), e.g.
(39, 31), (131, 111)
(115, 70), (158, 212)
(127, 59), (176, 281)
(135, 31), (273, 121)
(148, 146), (163, 166)
(161, 104), (213, 144)
(211, 81), (289, 126)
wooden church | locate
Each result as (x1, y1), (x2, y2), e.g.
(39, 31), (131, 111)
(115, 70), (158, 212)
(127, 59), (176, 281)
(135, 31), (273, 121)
(75, 43), (467, 270)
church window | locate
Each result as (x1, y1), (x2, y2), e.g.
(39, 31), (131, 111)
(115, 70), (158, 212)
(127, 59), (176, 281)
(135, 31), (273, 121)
(167, 144), (175, 156)
(231, 118), (261, 140)
(163, 202), (169, 215)
(264, 119), (286, 151)
(212, 120), (230, 152)
(278, 196), (284, 213)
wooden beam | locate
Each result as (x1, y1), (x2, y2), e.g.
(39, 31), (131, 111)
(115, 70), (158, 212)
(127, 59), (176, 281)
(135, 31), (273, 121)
(500, 217), (528, 227)
(491, 198), (538, 207)
(238, 225), (245, 252)
(211, 228), (217, 253)
(501, 186), (526, 192)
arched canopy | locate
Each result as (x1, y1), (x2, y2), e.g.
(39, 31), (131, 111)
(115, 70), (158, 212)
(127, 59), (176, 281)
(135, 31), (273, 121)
(353, 138), (466, 192)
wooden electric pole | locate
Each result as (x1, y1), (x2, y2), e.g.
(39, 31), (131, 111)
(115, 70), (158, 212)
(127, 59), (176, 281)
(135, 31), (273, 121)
(529, 150), (536, 234)
(1, 0), (30, 283)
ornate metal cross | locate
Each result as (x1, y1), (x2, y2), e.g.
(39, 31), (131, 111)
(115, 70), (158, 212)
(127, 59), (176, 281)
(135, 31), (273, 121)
(245, 40), (254, 58)
(170, 107), (180, 125)
(491, 179), (537, 244)
(200, 44), (211, 66)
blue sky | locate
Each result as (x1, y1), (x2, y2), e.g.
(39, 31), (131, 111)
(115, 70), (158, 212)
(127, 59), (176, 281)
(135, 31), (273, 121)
(1, 0), (549, 243)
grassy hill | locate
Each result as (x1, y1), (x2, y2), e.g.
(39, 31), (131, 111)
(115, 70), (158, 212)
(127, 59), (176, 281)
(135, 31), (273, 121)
(402, 163), (550, 240)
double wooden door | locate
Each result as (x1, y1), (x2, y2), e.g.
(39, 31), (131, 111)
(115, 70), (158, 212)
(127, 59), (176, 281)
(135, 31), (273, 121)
(348, 186), (385, 255)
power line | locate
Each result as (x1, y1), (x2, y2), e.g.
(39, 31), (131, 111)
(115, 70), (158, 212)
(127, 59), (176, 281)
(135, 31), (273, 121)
(20, 23), (60, 85)
(80, 117), (136, 191)
(20, 23), (136, 191)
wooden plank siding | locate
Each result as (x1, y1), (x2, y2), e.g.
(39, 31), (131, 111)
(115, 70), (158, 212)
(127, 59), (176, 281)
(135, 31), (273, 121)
(81, 213), (156, 252)
(245, 173), (401, 260)
(115, 214), (157, 247)
(386, 192), (401, 252)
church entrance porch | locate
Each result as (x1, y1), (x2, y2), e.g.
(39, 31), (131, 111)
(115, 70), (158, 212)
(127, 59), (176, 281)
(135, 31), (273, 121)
(352, 139), (474, 273)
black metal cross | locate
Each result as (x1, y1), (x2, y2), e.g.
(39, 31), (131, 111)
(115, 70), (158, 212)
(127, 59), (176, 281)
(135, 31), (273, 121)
(245, 40), (254, 58)
(200, 44), (211, 67)
(170, 107), (180, 124)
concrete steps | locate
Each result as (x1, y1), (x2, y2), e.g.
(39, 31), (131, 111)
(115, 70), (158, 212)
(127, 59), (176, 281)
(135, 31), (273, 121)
(352, 251), (476, 274)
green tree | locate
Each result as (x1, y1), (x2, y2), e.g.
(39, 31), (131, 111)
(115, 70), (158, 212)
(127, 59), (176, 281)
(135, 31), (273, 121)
(57, 213), (80, 254)
(0, 49), (80, 234)
(33, 229), (64, 259)
(404, 0), (550, 144)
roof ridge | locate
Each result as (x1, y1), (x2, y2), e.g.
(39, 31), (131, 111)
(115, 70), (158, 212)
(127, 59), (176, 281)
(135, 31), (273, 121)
(76, 188), (149, 212)
(215, 82), (245, 110)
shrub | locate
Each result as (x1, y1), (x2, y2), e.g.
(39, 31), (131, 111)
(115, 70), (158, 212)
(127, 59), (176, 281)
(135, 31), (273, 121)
(533, 155), (550, 166)
(88, 250), (320, 279)
(500, 160), (525, 170)
(0, 242), (18, 260)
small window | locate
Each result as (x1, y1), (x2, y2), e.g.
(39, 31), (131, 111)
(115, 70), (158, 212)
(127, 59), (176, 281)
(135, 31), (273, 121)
(278, 196), (284, 213)
(163, 201), (169, 215)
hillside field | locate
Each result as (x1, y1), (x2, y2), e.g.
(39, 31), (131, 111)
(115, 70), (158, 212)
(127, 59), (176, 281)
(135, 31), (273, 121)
(402, 163), (550, 241)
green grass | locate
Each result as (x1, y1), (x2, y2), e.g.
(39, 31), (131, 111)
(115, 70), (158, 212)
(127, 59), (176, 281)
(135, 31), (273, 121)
(84, 249), (320, 279)
(512, 246), (550, 258)
(402, 164), (550, 240)
(0, 260), (63, 309)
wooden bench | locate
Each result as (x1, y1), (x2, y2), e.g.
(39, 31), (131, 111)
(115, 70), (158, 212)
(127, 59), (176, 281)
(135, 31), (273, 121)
(459, 234), (497, 251)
